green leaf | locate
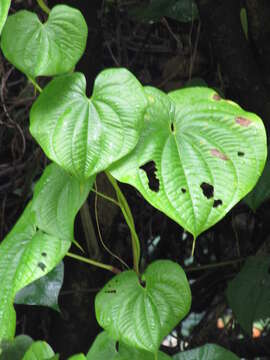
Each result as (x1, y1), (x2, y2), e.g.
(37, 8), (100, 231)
(1, 5), (87, 78)
(244, 147), (270, 211)
(0, 335), (33, 360)
(0, 164), (93, 341)
(86, 331), (171, 360)
(226, 256), (270, 335)
(22, 341), (54, 360)
(15, 261), (64, 311)
(240, 8), (248, 40)
(95, 260), (191, 353)
(110, 86), (267, 238)
(68, 354), (86, 360)
(30, 69), (147, 180)
(131, 0), (198, 23)
(173, 344), (239, 359)
(0, 0), (10, 34)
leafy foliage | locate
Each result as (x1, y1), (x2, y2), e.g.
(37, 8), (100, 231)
(0, 0), (10, 34)
(226, 256), (270, 335)
(110, 86), (267, 238)
(1, 5), (87, 78)
(0, 335), (33, 360)
(173, 343), (240, 359)
(30, 69), (147, 180)
(95, 260), (191, 353)
(22, 341), (54, 360)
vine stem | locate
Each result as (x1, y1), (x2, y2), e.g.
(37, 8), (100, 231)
(37, 0), (50, 15)
(66, 252), (121, 274)
(185, 257), (246, 273)
(105, 171), (140, 275)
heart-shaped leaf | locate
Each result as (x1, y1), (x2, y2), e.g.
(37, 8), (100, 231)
(0, 164), (93, 340)
(173, 344), (239, 359)
(22, 341), (54, 360)
(110, 87), (267, 238)
(0, 5), (87, 78)
(0, 335), (33, 360)
(95, 260), (191, 353)
(226, 256), (270, 335)
(0, 0), (10, 34)
(30, 69), (147, 180)
(87, 331), (171, 360)
(15, 261), (64, 311)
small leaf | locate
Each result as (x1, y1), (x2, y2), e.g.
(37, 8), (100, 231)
(15, 261), (64, 311)
(22, 341), (54, 360)
(0, 0), (10, 34)
(86, 331), (171, 360)
(173, 344), (239, 359)
(1, 5), (87, 78)
(95, 260), (191, 353)
(30, 69), (147, 180)
(0, 164), (92, 340)
(226, 256), (270, 335)
(0, 335), (33, 360)
(244, 147), (270, 211)
(68, 354), (86, 360)
(110, 86), (267, 238)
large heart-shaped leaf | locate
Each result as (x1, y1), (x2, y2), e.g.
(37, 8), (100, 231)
(15, 261), (64, 311)
(0, 335), (33, 360)
(87, 331), (171, 360)
(0, 164), (93, 340)
(30, 69), (147, 180)
(0, 0), (10, 34)
(110, 87), (267, 238)
(95, 260), (191, 353)
(173, 344), (239, 359)
(226, 256), (270, 335)
(0, 5), (87, 78)
(22, 341), (54, 360)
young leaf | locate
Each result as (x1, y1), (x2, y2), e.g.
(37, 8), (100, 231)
(15, 261), (64, 312)
(0, 164), (93, 341)
(0, 335), (33, 360)
(68, 355), (86, 360)
(30, 69), (147, 180)
(95, 260), (191, 353)
(1, 5), (87, 78)
(22, 341), (54, 360)
(110, 87), (267, 238)
(226, 256), (270, 335)
(173, 343), (239, 359)
(86, 331), (171, 360)
(0, 0), (10, 34)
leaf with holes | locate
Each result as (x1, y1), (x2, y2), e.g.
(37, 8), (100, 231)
(244, 147), (270, 211)
(0, 335), (33, 360)
(30, 69), (147, 180)
(0, 5), (87, 78)
(173, 344), (239, 359)
(87, 331), (171, 360)
(0, 164), (92, 341)
(22, 341), (54, 360)
(0, 0), (10, 34)
(95, 260), (191, 353)
(226, 256), (270, 335)
(15, 261), (64, 311)
(110, 87), (267, 238)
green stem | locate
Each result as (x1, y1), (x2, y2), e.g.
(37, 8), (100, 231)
(66, 252), (120, 274)
(37, 0), (50, 14)
(91, 188), (120, 207)
(191, 236), (196, 257)
(185, 257), (245, 273)
(106, 171), (140, 275)
(28, 77), (42, 93)
(80, 201), (100, 259)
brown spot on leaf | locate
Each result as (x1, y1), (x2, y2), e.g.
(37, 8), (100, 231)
(181, 188), (186, 193)
(140, 161), (160, 192)
(105, 290), (116, 294)
(200, 182), (214, 199)
(41, 252), (47, 257)
(213, 94), (221, 101)
(213, 199), (223, 208)
(37, 262), (46, 272)
(210, 149), (228, 160)
(115, 341), (119, 352)
(235, 116), (252, 127)
(171, 122), (175, 132)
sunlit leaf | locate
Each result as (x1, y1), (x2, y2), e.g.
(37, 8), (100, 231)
(110, 86), (267, 238)
(0, 0), (10, 34)
(173, 343), (239, 359)
(30, 69), (147, 180)
(95, 260), (191, 353)
(1, 5), (87, 78)
(22, 341), (54, 360)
